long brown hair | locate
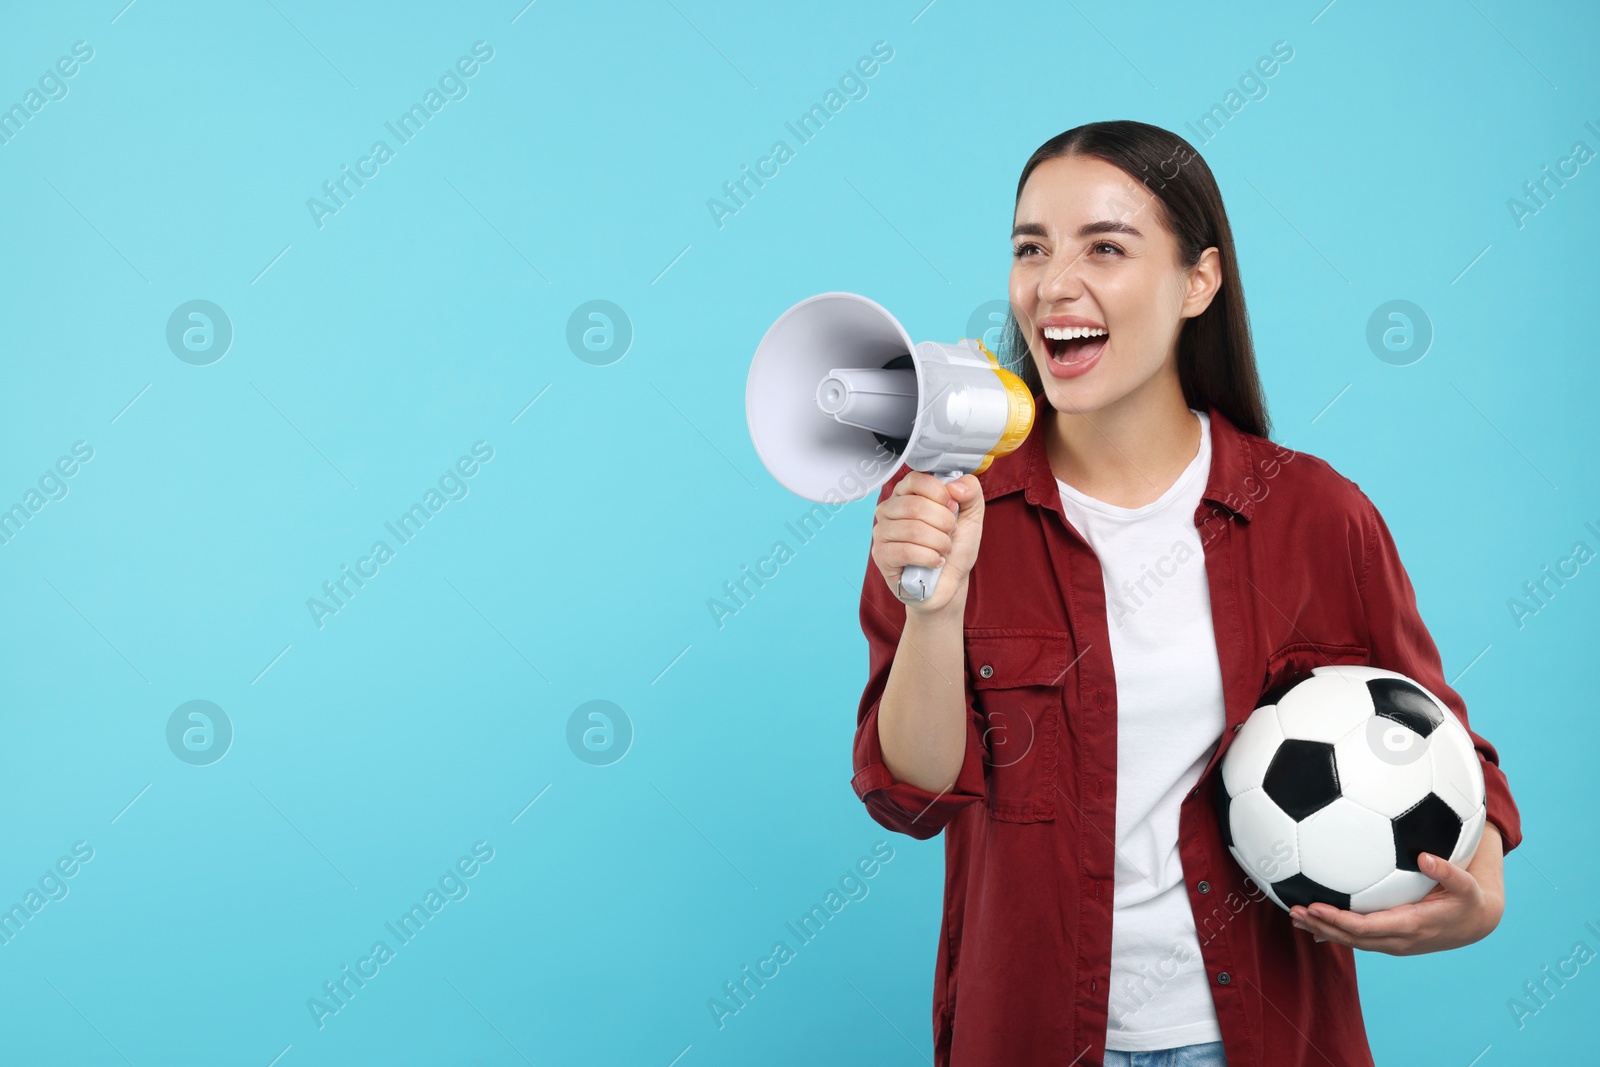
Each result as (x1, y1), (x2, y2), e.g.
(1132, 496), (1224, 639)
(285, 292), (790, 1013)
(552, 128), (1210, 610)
(999, 120), (1271, 440)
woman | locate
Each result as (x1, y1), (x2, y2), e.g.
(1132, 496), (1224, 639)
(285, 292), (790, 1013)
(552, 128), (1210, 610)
(851, 121), (1522, 1067)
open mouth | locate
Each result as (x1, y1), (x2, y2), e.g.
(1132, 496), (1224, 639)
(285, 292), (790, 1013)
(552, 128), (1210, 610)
(1043, 325), (1109, 365)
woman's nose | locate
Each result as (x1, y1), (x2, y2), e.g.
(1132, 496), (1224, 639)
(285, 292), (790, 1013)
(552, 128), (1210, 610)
(1039, 249), (1086, 300)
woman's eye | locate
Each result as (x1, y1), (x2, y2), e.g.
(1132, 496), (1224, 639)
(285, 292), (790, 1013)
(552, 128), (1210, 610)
(1093, 241), (1123, 256)
(1011, 243), (1042, 258)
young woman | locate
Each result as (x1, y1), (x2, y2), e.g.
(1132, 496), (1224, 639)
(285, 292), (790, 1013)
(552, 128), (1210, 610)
(851, 121), (1522, 1067)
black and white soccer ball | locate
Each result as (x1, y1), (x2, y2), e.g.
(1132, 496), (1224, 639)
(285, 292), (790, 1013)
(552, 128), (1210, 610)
(1216, 664), (1487, 914)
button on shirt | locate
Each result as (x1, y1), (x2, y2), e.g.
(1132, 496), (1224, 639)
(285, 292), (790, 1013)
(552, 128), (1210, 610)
(1054, 408), (1225, 1052)
(850, 402), (1524, 1067)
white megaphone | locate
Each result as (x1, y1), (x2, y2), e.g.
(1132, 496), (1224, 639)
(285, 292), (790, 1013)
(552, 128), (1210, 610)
(746, 292), (1035, 602)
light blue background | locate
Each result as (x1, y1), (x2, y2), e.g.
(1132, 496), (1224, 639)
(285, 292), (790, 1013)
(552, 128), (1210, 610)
(1, 1), (1595, 1064)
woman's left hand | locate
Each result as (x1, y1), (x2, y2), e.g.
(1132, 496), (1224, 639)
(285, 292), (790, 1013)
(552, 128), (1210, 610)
(1288, 822), (1505, 955)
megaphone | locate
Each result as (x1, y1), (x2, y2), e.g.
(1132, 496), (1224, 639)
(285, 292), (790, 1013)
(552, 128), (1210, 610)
(745, 292), (1035, 602)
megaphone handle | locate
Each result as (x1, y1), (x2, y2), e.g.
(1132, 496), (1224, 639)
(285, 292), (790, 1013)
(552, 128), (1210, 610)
(897, 470), (965, 603)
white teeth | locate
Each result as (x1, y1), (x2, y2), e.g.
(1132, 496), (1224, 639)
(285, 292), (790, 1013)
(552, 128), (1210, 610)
(1043, 325), (1108, 340)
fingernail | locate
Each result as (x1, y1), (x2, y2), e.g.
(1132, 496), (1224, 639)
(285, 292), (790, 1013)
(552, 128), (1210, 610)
(1314, 935), (1327, 943)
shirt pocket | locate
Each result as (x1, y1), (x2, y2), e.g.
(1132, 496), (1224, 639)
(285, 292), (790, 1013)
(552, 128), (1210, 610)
(1260, 638), (1371, 704)
(966, 628), (1072, 823)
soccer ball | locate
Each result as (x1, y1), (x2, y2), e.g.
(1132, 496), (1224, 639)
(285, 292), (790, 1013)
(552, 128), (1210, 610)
(1216, 664), (1487, 914)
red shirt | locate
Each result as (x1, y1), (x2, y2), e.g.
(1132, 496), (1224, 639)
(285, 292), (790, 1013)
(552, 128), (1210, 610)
(850, 402), (1523, 1067)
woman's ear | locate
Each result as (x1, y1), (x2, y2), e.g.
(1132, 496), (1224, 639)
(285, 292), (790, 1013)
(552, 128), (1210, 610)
(1181, 246), (1223, 320)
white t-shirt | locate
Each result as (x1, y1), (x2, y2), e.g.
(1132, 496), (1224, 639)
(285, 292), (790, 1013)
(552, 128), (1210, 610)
(1054, 408), (1226, 1052)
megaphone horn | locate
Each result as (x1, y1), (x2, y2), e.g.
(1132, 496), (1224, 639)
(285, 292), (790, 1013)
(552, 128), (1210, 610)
(745, 292), (1034, 603)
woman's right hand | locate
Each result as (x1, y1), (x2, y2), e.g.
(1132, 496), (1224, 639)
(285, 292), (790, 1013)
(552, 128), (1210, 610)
(870, 471), (985, 615)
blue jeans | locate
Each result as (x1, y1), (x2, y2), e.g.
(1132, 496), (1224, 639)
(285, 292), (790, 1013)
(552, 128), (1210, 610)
(1102, 1040), (1227, 1067)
